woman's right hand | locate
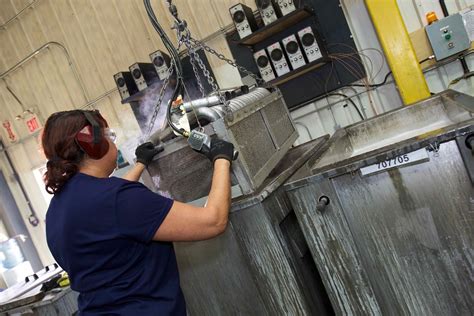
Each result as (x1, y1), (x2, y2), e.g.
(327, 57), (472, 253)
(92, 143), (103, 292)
(199, 139), (235, 164)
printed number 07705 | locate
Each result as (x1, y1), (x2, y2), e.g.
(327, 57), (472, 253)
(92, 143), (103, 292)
(378, 154), (409, 169)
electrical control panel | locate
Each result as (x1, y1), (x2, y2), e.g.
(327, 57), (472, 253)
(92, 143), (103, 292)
(230, 3), (258, 39)
(114, 72), (139, 100)
(268, 42), (291, 76)
(256, 0), (282, 26)
(297, 26), (324, 63)
(425, 13), (470, 61)
(254, 49), (276, 82)
(276, 0), (297, 16)
(129, 63), (159, 91)
(282, 34), (306, 70)
(149, 50), (171, 81)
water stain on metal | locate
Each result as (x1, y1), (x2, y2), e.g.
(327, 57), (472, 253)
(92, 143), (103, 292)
(388, 168), (416, 212)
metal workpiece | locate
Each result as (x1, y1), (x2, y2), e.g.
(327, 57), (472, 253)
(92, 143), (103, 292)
(181, 95), (221, 112)
(192, 106), (223, 122)
(285, 90), (474, 315)
(173, 137), (333, 316)
(144, 87), (298, 201)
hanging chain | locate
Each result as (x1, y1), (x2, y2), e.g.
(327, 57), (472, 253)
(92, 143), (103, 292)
(182, 32), (206, 98)
(144, 0), (265, 137)
(145, 65), (174, 138)
(188, 37), (265, 86)
(177, 26), (230, 113)
(144, 39), (184, 139)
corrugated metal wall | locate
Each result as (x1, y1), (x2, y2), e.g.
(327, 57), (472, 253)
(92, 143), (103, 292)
(0, 0), (472, 264)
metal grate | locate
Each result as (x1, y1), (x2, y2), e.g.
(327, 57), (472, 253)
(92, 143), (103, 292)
(230, 111), (276, 176)
(263, 98), (295, 147)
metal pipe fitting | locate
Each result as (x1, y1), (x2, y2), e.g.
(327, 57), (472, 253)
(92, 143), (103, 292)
(194, 107), (223, 122)
(316, 196), (330, 213)
(182, 95), (221, 112)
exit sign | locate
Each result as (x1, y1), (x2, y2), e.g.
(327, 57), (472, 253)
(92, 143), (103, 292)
(25, 115), (42, 134)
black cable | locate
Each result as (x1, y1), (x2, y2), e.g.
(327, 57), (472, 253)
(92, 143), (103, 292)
(459, 56), (470, 75)
(419, 57), (432, 64)
(349, 71), (392, 88)
(349, 56), (434, 88)
(328, 93), (365, 120)
(143, 0), (186, 136)
(439, 0), (449, 17)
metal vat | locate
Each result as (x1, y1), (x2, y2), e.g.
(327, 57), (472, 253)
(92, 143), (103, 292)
(285, 90), (474, 315)
(148, 136), (333, 315)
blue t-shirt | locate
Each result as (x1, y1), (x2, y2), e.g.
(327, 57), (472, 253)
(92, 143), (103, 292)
(46, 173), (186, 315)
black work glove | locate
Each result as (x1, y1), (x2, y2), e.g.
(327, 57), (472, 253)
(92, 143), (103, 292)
(135, 142), (163, 166)
(201, 139), (235, 163)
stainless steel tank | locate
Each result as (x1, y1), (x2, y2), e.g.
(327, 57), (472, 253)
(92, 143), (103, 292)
(173, 137), (333, 315)
(284, 90), (474, 315)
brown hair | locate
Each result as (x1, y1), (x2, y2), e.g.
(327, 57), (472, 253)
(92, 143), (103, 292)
(42, 110), (105, 194)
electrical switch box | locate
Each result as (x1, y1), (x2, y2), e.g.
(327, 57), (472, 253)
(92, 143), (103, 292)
(425, 13), (470, 61)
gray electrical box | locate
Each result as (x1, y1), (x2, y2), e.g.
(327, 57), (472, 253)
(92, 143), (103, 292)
(425, 13), (470, 61)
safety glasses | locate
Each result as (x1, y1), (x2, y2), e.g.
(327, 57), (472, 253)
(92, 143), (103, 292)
(104, 128), (117, 143)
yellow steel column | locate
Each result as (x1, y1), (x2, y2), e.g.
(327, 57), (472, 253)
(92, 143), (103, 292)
(365, 0), (431, 105)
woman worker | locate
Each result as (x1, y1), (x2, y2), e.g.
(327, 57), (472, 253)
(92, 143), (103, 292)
(42, 109), (234, 315)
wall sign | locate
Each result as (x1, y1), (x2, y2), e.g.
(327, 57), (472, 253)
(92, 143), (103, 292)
(25, 114), (42, 134)
(2, 120), (18, 143)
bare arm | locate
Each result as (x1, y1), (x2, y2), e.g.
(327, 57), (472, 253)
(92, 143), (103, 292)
(122, 163), (146, 182)
(153, 159), (231, 241)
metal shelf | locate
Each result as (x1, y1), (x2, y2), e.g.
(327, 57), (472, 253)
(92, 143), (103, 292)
(265, 58), (328, 86)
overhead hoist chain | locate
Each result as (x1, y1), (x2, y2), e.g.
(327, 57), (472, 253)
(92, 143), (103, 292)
(145, 0), (265, 138)
(144, 39), (183, 139)
(187, 37), (265, 86)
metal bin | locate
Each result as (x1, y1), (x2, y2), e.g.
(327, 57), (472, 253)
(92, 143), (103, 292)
(284, 90), (474, 315)
(149, 136), (334, 315)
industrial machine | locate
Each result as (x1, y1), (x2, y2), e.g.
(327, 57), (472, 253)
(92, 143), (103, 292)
(285, 90), (474, 315)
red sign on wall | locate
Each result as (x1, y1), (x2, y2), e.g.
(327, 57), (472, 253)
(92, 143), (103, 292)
(25, 115), (42, 134)
(2, 120), (18, 143)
